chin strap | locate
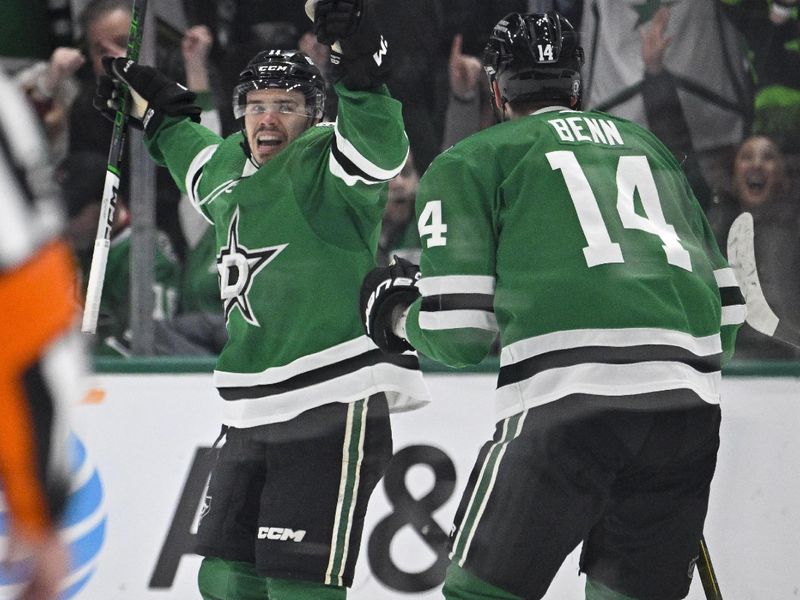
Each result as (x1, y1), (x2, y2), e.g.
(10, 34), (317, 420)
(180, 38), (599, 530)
(239, 137), (254, 163)
(239, 136), (262, 171)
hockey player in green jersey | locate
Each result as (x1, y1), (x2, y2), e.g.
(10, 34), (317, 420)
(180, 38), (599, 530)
(361, 11), (746, 600)
(93, 1), (428, 598)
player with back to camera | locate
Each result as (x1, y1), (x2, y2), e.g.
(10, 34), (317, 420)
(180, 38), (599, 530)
(360, 11), (746, 600)
(92, 0), (429, 598)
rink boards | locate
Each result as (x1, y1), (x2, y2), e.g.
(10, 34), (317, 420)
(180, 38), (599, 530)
(67, 363), (799, 600)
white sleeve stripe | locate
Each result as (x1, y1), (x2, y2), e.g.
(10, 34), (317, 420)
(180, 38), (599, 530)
(713, 267), (739, 288)
(418, 310), (499, 332)
(184, 144), (219, 209)
(333, 121), (407, 181)
(418, 275), (497, 296)
(329, 153), (384, 187)
(721, 305), (747, 326)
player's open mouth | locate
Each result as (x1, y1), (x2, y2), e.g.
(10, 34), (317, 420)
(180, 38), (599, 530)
(256, 134), (283, 149)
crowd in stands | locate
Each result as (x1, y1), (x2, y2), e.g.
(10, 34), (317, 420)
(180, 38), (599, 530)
(3, 0), (799, 361)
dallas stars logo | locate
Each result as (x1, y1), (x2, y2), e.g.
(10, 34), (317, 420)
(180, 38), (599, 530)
(217, 207), (286, 326)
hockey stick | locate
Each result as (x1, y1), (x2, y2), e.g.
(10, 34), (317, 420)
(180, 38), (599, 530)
(81, 0), (148, 333)
(726, 212), (800, 349)
(697, 535), (723, 599)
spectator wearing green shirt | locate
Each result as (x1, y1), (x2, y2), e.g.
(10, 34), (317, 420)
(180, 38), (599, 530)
(59, 151), (182, 356)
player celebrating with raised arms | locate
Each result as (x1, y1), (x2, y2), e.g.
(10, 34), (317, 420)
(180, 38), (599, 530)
(93, 1), (428, 598)
(361, 11), (745, 600)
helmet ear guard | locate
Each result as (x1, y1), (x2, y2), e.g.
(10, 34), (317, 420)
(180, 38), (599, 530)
(483, 11), (583, 120)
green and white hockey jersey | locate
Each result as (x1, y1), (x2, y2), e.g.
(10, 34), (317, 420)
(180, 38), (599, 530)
(406, 107), (746, 420)
(146, 83), (429, 427)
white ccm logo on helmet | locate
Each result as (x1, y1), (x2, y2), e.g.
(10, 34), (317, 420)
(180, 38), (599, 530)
(257, 527), (307, 542)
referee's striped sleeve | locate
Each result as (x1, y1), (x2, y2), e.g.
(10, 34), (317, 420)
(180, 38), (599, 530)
(0, 73), (60, 269)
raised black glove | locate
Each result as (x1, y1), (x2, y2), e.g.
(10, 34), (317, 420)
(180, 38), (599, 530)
(313, 0), (362, 46)
(360, 257), (421, 353)
(93, 57), (201, 135)
(310, 0), (391, 90)
(329, 37), (390, 91)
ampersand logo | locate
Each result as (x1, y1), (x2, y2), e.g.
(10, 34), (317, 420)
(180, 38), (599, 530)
(367, 445), (456, 592)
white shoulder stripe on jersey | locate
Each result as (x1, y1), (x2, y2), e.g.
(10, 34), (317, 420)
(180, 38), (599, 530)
(418, 309), (499, 332)
(333, 121), (407, 181)
(501, 328), (722, 366)
(722, 305), (747, 326)
(185, 144), (219, 212)
(418, 275), (496, 297)
(713, 267), (739, 288)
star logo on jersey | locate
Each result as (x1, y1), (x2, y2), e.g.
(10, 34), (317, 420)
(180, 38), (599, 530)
(217, 207), (287, 327)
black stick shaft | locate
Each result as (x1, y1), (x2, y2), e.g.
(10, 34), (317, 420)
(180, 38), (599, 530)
(81, 0), (148, 333)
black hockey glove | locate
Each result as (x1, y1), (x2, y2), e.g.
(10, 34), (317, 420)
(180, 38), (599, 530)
(93, 57), (201, 135)
(311, 0), (391, 90)
(360, 257), (421, 353)
(313, 0), (362, 46)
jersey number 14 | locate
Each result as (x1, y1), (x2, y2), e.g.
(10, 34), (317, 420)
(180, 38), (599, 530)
(417, 151), (693, 271)
(547, 151), (692, 271)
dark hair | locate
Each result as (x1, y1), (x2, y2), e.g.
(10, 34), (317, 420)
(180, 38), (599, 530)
(78, 0), (131, 38)
(508, 95), (573, 114)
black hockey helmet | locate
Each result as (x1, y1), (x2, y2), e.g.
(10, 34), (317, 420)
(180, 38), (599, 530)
(483, 11), (584, 119)
(233, 49), (326, 123)
(233, 49), (326, 162)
